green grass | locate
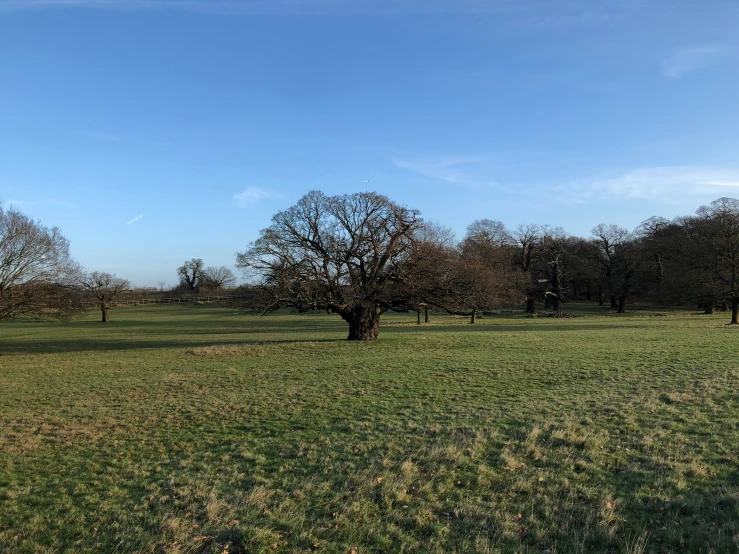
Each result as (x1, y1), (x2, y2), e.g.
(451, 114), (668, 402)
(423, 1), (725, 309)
(0, 304), (737, 553)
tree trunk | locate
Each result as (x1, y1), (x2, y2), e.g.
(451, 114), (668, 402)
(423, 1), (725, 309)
(655, 253), (664, 288)
(704, 302), (715, 315)
(525, 296), (535, 314)
(732, 297), (739, 325)
(598, 282), (604, 306)
(470, 308), (477, 324)
(610, 295), (618, 309)
(424, 306), (430, 323)
(417, 311), (422, 325)
(344, 307), (381, 340)
(617, 295), (626, 313)
(101, 304), (110, 323)
(551, 295), (561, 317)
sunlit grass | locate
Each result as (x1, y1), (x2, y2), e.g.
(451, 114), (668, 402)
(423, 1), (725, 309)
(1, 304), (737, 553)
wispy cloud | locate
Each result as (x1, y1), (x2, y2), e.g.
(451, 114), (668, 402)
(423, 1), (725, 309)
(74, 130), (172, 147)
(6, 199), (35, 207)
(126, 213), (144, 225)
(234, 186), (272, 207)
(394, 154), (499, 187)
(4, 197), (76, 208)
(0, 0), (638, 18)
(0, 0), (510, 14)
(44, 197), (78, 209)
(555, 166), (739, 204)
(81, 131), (123, 142)
(662, 45), (725, 80)
(523, 0), (641, 28)
(702, 180), (739, 188)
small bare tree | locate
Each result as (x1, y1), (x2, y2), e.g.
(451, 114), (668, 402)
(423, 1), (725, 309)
(201, 266), (236, 291)
(540, 227), (568, 317)
(591, 224), (631, 308)
(403, 221), (457, 324)
(177, 258), (204, 292)
(513, 224), (541, 313)
(82, 272), (130, 322)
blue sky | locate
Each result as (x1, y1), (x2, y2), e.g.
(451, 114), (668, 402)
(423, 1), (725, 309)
(2, 0), (738, 286)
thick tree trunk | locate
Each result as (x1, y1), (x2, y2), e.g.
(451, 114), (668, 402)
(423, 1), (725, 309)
(617, 295), (626, 313)
(417, 311), (422, 325)
(470, 308), (477, 324)
(344, 307), (381, 340)
(525, 296), (535, 314)
(424, 306), (430, 323)
(704, 302), (715, 315)
(551, 295), (561, 317)
(101, 304), (110, 323)
(732, 298), (739, 325)
(610, 295), (618, 309)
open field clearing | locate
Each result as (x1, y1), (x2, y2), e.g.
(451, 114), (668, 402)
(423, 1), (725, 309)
(1, 305), (737, 553)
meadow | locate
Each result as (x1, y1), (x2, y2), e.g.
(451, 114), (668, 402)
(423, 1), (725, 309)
(0, 304), (737, 553)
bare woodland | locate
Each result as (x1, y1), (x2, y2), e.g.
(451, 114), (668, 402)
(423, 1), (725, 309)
(4, 195), (739, 337)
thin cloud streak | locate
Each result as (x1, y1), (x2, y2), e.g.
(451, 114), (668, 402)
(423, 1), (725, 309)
(662, 45), (725, 80)
(0, 0), (519, 14)
(394, 154), (499, 188)
(233, 186), (271, 207)
(126, 213), (144, 225)
(555, 166), (739, 204)
(75, 130), (173, 147)
(6, 199), (35, 206)
(701, 180), (739, 188)
(82, 131), (123, 142)
(43, 197), (78, 209)
(4, 197), (76, 208)
(0, 0), (638, 17)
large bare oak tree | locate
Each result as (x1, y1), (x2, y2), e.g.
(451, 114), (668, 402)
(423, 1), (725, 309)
(237, 190), (421, 340)
(0, 203), (82, 322)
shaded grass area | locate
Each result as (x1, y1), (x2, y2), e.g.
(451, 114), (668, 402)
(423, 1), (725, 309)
(0, 305), (737, 553)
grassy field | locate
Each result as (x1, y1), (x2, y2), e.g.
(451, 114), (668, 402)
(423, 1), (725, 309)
(0, 304), (737, 553)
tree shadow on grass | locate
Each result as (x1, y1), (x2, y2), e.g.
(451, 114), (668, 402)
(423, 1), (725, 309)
(1, 319), (663, 355)
(392, 322), (652, 334)
(0, 336), (346, 355)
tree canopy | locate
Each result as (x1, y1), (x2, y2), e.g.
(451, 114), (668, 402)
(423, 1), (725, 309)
(82, 271), (130, 323)
(0, 203), (82, 322)
(237, 190), (422, 340)
(177, 258), (204, 292)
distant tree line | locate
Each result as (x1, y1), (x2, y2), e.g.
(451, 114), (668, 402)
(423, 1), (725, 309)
(4, 195), (739, 335)
(237, 192), (739, 339)
(177, 258), (236, 293)
(0, 202), (239, 324)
